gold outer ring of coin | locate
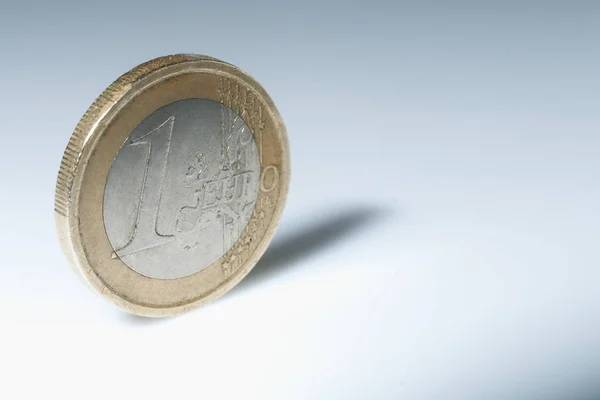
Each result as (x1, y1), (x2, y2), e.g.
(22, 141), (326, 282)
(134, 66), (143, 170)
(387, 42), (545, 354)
(55, 54), (290, 317)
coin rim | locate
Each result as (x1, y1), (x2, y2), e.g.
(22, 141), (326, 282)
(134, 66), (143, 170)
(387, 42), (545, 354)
(55, 54), (289, 316)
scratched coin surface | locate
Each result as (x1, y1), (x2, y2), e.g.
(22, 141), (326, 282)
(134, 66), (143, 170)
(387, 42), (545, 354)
(55, 54), (289, 316)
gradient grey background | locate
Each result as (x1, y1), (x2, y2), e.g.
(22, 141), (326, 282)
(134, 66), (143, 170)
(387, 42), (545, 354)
(1, 1), (599, 399)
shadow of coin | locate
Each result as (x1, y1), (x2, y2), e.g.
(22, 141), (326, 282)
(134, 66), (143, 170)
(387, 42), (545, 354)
(232, 205), (390, 294)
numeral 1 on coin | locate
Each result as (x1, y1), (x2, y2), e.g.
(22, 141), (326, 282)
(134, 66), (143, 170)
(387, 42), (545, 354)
(115, 117), (175, 257)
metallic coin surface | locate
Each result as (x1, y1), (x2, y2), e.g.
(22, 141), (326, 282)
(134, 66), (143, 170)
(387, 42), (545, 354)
(104, 99), (260, 280)
(55, 54), (289, 316)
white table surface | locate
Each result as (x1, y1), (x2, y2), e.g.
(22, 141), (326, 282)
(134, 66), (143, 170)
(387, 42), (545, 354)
(1, 2), (599, 399)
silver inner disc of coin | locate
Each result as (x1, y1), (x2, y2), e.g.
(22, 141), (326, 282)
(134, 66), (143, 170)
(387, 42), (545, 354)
(103, 98), (260, 279)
